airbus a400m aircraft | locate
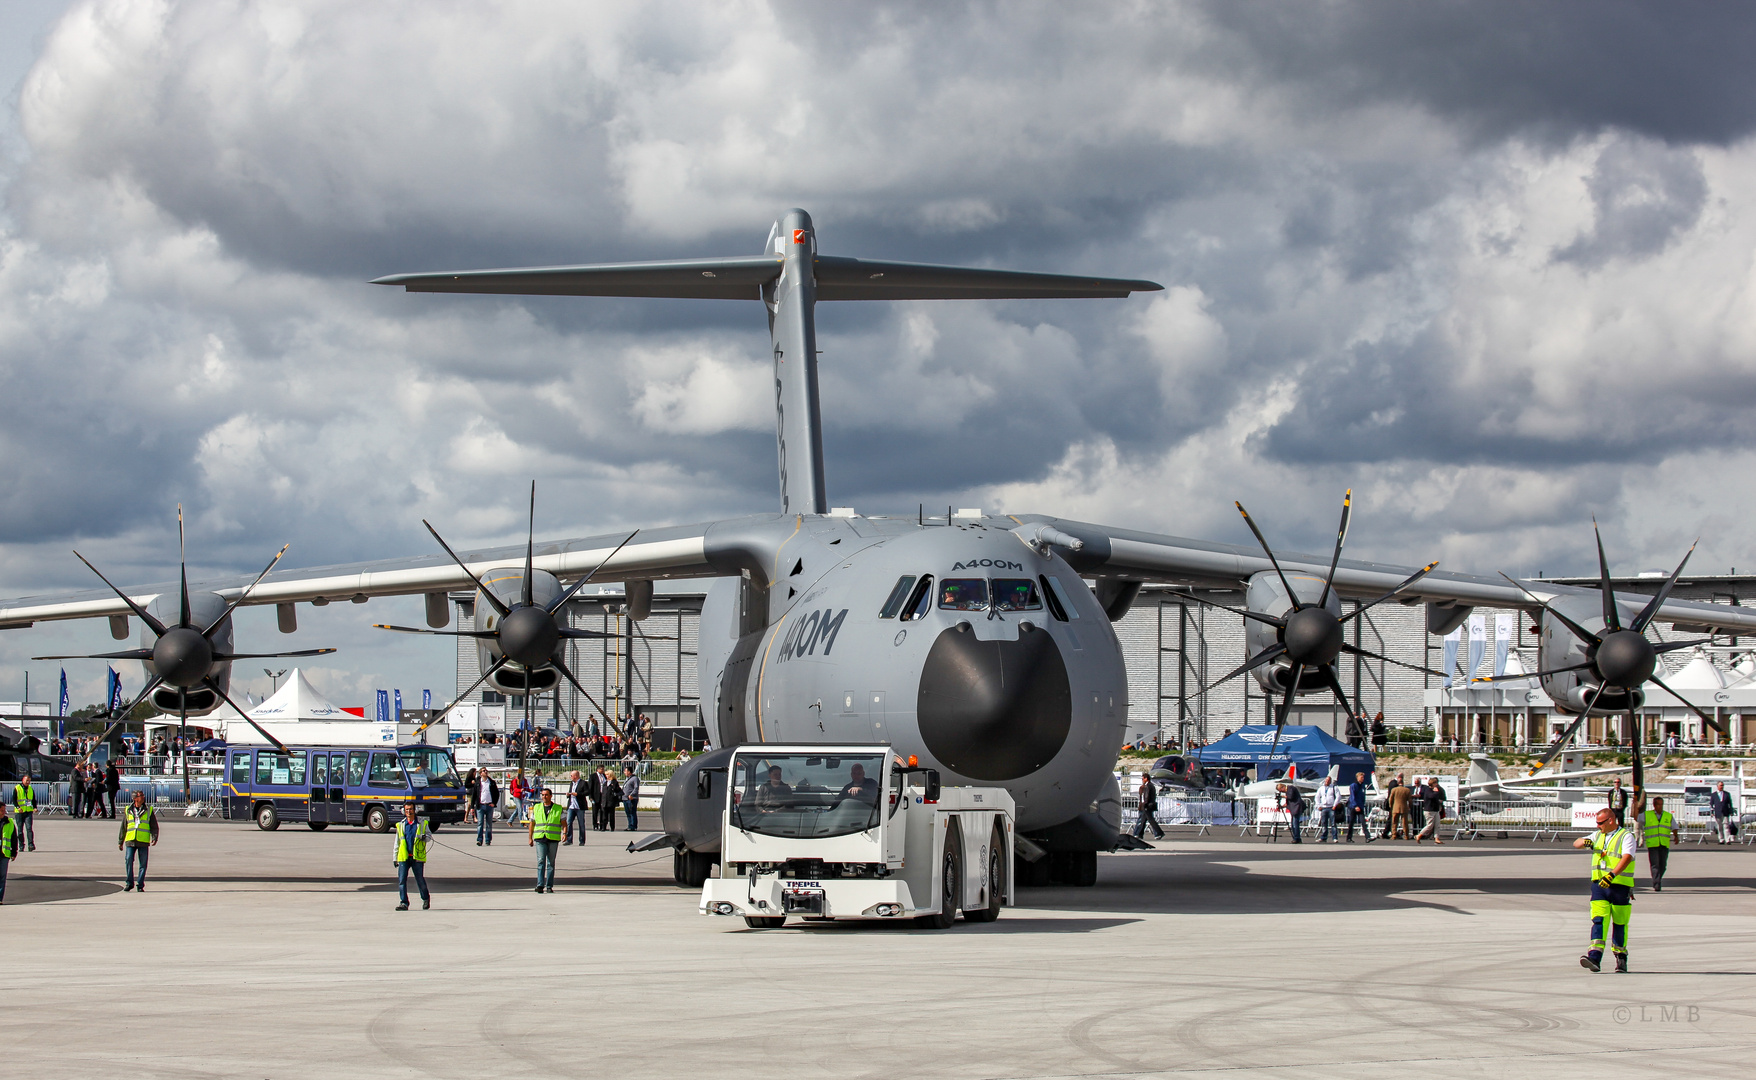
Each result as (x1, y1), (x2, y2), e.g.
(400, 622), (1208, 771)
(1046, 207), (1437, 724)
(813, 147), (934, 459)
(5, 209), (1755, 887)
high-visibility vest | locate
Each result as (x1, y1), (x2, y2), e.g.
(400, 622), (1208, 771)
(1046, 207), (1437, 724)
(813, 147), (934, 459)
(394, 818), (430, 863)
(1642, 810), (1675, 849)
(12, 783), (34, 813)
(529, 802), (565, 842)
(0, 817), (15, 859)
(124, 805), (155, 845)
(1591, 826), (1635, 887)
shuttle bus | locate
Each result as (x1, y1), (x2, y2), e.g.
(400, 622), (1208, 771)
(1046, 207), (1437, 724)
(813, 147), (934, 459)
(223, 743), (466, 832)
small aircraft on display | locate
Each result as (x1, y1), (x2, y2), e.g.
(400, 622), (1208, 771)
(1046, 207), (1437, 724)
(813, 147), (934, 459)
(3, 210), (1753, 886)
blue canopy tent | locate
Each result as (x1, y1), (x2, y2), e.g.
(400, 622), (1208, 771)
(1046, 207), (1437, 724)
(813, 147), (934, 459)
(1190, 725), (1375, 783)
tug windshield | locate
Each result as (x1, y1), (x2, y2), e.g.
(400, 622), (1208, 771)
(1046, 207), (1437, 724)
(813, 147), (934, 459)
(730, 752), (887, 839)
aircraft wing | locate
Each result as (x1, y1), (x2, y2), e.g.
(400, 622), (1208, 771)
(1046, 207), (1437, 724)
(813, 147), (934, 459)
(1016, 515), (1756, 636)
(0, 517), (778, 630)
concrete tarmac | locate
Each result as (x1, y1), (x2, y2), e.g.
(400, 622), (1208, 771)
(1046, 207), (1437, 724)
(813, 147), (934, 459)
(4, 816), (1754, 1078)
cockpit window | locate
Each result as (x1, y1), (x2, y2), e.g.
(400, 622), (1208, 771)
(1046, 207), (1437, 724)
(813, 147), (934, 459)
(938, 578), (988, 611)
(1039, 575), (1069, 621)
(879, 575), (918, 619)
(900, 575), (934, 621)
(991, 579), (1042, 611)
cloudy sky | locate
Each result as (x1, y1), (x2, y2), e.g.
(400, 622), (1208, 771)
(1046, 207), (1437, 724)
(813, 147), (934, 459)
(3, 0), (1754, 709)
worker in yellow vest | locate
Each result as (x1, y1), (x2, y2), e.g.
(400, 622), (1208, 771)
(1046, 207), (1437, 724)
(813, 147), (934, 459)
(12, 772), (37, 852)
(118, 789), (159, 893)
(1641, 796), (1676, 892)
(392, 802), (431, 911)
(1573, 806), (1634, 972)
(526, 786), (565, 894)
(0, 802), (17, 904)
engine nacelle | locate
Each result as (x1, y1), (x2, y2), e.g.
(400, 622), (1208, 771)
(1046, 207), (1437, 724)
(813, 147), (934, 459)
(472, 568), (567, 694)
(1245, 571), (1343, 696)
(1536, 594), (1647, 715)
(142, 591), (234, 715)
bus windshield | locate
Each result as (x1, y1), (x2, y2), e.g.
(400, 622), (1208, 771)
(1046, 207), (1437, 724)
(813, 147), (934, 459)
(730, 752), (885, 840)
(399, 748), (461, 789)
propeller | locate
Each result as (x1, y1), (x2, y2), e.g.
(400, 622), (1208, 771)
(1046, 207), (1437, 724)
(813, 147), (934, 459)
(36, 505), (330, 764)
(1497, 522), (1722, 805)
(384, 481), (650, 737)
(1183, 491), (1443, 761)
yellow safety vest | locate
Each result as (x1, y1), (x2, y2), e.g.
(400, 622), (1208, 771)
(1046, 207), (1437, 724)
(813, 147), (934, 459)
(394, 819), (430, 863)
(1641, 810), (1675, 849)
(13, 783), (35, 813)
(529, 803), (565, 842)
(1591, 826), (1635, 887)
(124, 805), (155, 844)
(0, 817), (15, 859)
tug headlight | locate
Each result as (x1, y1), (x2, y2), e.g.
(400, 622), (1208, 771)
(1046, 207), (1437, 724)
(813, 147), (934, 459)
(710, 902), (736, 916)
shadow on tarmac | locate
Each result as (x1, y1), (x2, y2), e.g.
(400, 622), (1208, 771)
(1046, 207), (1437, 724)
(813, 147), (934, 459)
(2, 876), (126, 904)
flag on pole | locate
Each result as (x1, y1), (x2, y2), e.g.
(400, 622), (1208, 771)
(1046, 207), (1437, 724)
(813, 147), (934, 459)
(58, 668), (69, 717)
(1441, 627), (1461, 688)
(106, 667), (123, 714)
(1466, 613), (1487, 681)
(1493, 613), (1516, 677)
(394, 688), (403, 721)
(422, 689), (431, 711)
(375, 689), (390, 724)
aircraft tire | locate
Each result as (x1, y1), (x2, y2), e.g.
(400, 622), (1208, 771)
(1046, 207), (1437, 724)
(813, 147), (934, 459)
(255, 803), (279, 832)
(675, 848), (714, 888)
(1014, 851), (1051, 887)
(964, 823), (1005, 923)
(743, 915), (786, 929)
(1064, 850), (1097, 887)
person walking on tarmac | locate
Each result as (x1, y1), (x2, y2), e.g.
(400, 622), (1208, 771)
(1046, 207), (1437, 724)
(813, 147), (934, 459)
(527, 787), (565, 894)
(0, 802), (17, 904)
(475, 770), (499, 847)
(1132, 772), (1164, 840)
(118, 789), (159, 892)
(393, 803), (431, 911)
(1345, 772), (1373, 843)
(12, 772), (38, 852)
(1574, 806), (1635, 972)
(1642, 796), (1676, 892)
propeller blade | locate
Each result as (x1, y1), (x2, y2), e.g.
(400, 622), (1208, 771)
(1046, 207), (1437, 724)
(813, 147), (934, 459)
(1592, 517), (1621, 632)
(202, 542), (291, 637)
(1337, 642), (1453, 678)
(204, 677), (290, 754)
(1315, 663), (1358, 719)
(177, 504), (191, 629)
(522, 480), (537, 609)
(546, 530), (642, 614)
(1469, 661), (1592, 683)
(373, 624), (498, 638)
(213, 648), (339, 660)
(1647, 673), (1727, 734)
(72, 550), (167, 636)
(1191, 643), (1286, 697)
(1317, 489), (1351, 610)
(1172, 590), (1285, 628)
(78, 674), (165, 764)
(1267, 664), (1301, 762)
(31, 649), (154, 661)
(1536, 713), (1589, 769)
(1627, 705), (1645, 798)
(558, 628), (623, 640)
(1630, 539), (1698, 634)
(410, 657), (508, 738)
(1652, 638), (1712, 654)
(1497, 573), (1600, 646)
(1338, 562), (1439, 624)
(1235, 501), (1304, 612)
(423, 520), (511, 619)
(551, 657), (628, 740)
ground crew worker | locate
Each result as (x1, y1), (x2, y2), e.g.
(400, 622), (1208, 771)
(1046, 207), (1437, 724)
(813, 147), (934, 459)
(118, 789), (159, 893)
(0, 802), (16, 904)
(1641, 796), (1676, 892)
(393, 803), (431, 911)
(1573, 806), (1634, 972)
(527, 787), (565, 894)
(12, 772), (37, 852)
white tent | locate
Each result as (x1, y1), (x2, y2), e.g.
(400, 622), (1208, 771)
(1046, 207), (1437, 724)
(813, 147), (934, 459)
(247, 668), (357, 720)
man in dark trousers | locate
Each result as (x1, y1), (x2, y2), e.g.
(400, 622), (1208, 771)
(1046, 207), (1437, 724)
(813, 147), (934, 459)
(1641, 795), (1675, 891)
(1132, 772), (1164, 840)
(1607, 777), (1629, 827)
(69, 765), (86, 819)
(1346, 771), (1373, 843)
(590, 764), (614, 831)
(1380, 774), (1403, 839)
(104, 760), (121, 819)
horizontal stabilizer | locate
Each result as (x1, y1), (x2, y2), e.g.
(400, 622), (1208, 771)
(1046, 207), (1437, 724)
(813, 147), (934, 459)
(373, 256), (1161, 302)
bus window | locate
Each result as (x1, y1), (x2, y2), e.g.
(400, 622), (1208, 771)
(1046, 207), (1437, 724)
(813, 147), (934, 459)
(348, 751), (367, 786)
(229, 752), (250, 786)
(368, 752), (404, 787)
(255, 751), (305, 786)
(310, 753), (329, 786)
(399, 747), (461, 790)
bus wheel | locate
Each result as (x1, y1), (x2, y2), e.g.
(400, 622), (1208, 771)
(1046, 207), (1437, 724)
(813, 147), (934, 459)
(306, 821), (329, 832)
(256, 804), (280, 831)
(364, 806), (390, 833)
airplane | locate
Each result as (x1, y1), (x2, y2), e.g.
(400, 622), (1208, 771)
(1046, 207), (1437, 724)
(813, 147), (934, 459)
(4, 208), (1755, 888)
(1458, 749), (1665, 802)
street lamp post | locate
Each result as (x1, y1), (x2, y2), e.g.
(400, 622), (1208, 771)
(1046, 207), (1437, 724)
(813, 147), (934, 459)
(264, 668), (287, 694)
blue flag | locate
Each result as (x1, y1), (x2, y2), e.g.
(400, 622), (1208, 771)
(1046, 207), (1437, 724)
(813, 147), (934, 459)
(58, 668), (69, 717)
(394, 688), (403, 719)
(422, 689), (431, 711)
(106, 667), (123, 714)
(376, 689), (390, 724)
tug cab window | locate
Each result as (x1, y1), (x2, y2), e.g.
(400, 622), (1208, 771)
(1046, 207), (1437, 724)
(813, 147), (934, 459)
(991, 579), (1043, 611)
(879, 575), (918, 619)
(938, 578), (988, 611)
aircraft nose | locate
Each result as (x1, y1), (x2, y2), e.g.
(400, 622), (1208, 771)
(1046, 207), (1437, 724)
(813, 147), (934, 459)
(916, 622), (1072, 782)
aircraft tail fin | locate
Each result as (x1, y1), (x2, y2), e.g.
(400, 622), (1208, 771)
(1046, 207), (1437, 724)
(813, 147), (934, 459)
(1466, 754), (1501, 789)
